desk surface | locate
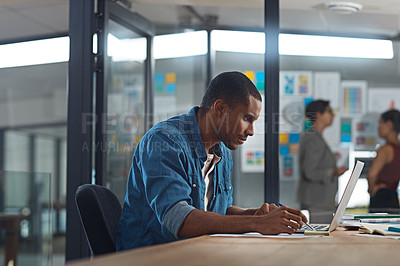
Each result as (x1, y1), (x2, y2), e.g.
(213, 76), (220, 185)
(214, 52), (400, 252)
(68, 229), (400, 266)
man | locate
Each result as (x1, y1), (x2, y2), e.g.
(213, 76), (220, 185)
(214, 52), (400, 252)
(116, 71), (307, 250)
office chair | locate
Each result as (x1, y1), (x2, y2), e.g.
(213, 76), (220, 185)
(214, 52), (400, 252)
(75, 184), (122, 256)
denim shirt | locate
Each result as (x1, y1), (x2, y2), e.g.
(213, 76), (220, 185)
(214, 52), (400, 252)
(116, 107), (233, 250)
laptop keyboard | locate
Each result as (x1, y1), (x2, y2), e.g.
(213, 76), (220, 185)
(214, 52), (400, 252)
(296, 224), (329, 233)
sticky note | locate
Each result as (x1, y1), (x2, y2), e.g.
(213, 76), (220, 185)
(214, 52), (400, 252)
(166, 83), (176, 94)
(155, 73), (165, 83)
(165, 72), (176, 83)
(280, 145), (289, 155)
(244, 71), (255, 82)
(256, 71), (265, 82)
(289, 133), (300, 143)
(280, 133), (289, 144)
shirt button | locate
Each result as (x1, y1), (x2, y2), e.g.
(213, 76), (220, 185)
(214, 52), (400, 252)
(192, 183), (196, 188)
(229, 186), (232, 190)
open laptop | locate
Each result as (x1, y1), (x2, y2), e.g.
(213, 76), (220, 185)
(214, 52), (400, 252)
(296, 160), (365, 233)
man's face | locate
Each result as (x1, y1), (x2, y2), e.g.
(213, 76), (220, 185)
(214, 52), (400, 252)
(217, 96), (262, 150)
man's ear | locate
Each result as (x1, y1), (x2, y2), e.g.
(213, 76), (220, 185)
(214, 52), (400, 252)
(213, 99), (227, 117)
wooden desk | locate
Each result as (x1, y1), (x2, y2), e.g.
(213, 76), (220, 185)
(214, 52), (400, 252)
(0, 214), (24, 266)
(68, 229), (400, 266)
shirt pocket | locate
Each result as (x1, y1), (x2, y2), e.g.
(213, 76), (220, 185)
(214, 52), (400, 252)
(188, 174), (203, 209)
(213, 179), (232, 214)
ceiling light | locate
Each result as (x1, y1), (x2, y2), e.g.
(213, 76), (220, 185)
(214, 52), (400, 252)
(211, 30), (393, 59)
(325, 1), (362, 14)
(0, 37), (69, 69)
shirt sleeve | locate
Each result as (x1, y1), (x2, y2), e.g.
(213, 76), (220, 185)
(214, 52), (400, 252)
(163, 201), (196, 239)
(140, 131), (195, 234)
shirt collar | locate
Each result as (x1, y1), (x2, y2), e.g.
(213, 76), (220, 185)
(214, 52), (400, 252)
(187, 107), (224, 160)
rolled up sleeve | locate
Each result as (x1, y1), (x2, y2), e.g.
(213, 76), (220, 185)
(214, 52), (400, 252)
(163, 201), (196, 239)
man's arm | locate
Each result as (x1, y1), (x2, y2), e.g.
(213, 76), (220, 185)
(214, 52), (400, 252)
(226, 203), (280, 216)
(178, 205), (307, 238)
(226, 205), (257, 215)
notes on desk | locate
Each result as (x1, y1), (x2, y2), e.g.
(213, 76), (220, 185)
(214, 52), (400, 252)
(211, 232), (323, 238)
(359, 223), (400, 236)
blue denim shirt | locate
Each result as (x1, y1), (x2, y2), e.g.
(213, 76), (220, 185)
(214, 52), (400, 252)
(116, 107), (233, 250)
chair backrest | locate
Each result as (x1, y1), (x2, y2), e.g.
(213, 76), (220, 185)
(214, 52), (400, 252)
(75, 184), (122, 256)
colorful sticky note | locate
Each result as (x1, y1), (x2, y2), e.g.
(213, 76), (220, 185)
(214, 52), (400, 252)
(166, 83), (176, 94)
(256, 81), (265, 91)
(341, 134), (351, 143)
(155, 83), (164, 93)
(279, 133), (289, 144)
(244, 71), (255, 82)
(280, 145), (290, 155)
(342, 123), (351, 133)
(289, 133), (300, 143)
(304, 97), (314, 108)
(165, 72), (176, 83)
(155, 73), (165, 83)
(256, 71), (265, 82)
(289, 144), (299, 154)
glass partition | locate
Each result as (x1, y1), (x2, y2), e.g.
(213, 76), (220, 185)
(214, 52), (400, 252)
(105, 19), (147, 204)
(279, 1), (400, 217)
(0, 171), (51, 266)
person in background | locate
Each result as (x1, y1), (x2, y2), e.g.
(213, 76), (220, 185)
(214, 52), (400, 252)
(368, 109), (400, 213)
(116, 71), (307, 250)
(297, 100), (348, 223)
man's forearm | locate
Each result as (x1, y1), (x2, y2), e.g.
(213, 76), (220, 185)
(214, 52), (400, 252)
(177, 205), (306, 238)
(226, 205), (257, 215)
(178, 209), (258, 238)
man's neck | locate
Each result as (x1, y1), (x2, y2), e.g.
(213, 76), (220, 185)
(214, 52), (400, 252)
(197, 107), (219, 153)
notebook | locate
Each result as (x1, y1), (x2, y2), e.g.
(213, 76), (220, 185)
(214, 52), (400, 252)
(296, 160), (365, 233)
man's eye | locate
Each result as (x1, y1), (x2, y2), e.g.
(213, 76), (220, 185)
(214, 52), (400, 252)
(244, 116), (253, 122)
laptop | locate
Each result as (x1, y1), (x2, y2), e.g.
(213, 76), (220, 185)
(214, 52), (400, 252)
(296, 160), (365, 233)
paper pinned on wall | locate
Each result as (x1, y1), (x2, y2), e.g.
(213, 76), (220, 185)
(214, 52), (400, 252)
(279, 71), (313, 97)
(314, 72), (340, 109)
(368, 88), (400, 113)
(341, 80), (367, 116)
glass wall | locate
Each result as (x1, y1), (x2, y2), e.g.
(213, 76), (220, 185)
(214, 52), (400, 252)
(0, 56), (68, 264)
(279, 1), (400, 216)
(0, 171), (52, 266)
(105, 19), (147, 204)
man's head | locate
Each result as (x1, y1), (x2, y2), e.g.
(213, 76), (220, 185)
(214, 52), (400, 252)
(200, 71), (262, 150)
(201, 71), (262, 110)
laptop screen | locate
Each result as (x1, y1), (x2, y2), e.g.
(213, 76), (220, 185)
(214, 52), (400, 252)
(328, 160), (365, 231)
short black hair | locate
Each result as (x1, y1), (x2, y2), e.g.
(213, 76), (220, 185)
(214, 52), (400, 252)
(305, 100), (330, 121)
(200, 71), (262, 109)
(381, 109), (400, 133)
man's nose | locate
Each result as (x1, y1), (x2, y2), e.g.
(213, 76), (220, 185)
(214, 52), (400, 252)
(247, 123), (254, 136)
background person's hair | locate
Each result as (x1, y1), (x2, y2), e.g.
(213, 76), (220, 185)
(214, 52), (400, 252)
(305, 100), (330, 122)
(200, 71), (261, 109)
(381, 109), (400, 133)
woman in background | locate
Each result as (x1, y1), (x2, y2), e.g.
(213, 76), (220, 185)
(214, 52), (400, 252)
(368, 109), (400, 213)
(297, 100), (348, 223)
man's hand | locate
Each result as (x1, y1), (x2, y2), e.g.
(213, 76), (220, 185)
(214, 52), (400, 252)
(255, 206), (308, 235)
(254, 203), (279, 216)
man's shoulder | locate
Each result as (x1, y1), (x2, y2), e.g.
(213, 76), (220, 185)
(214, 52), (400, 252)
(150, 113), (192, 137)
(140, 112), (196, 147)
